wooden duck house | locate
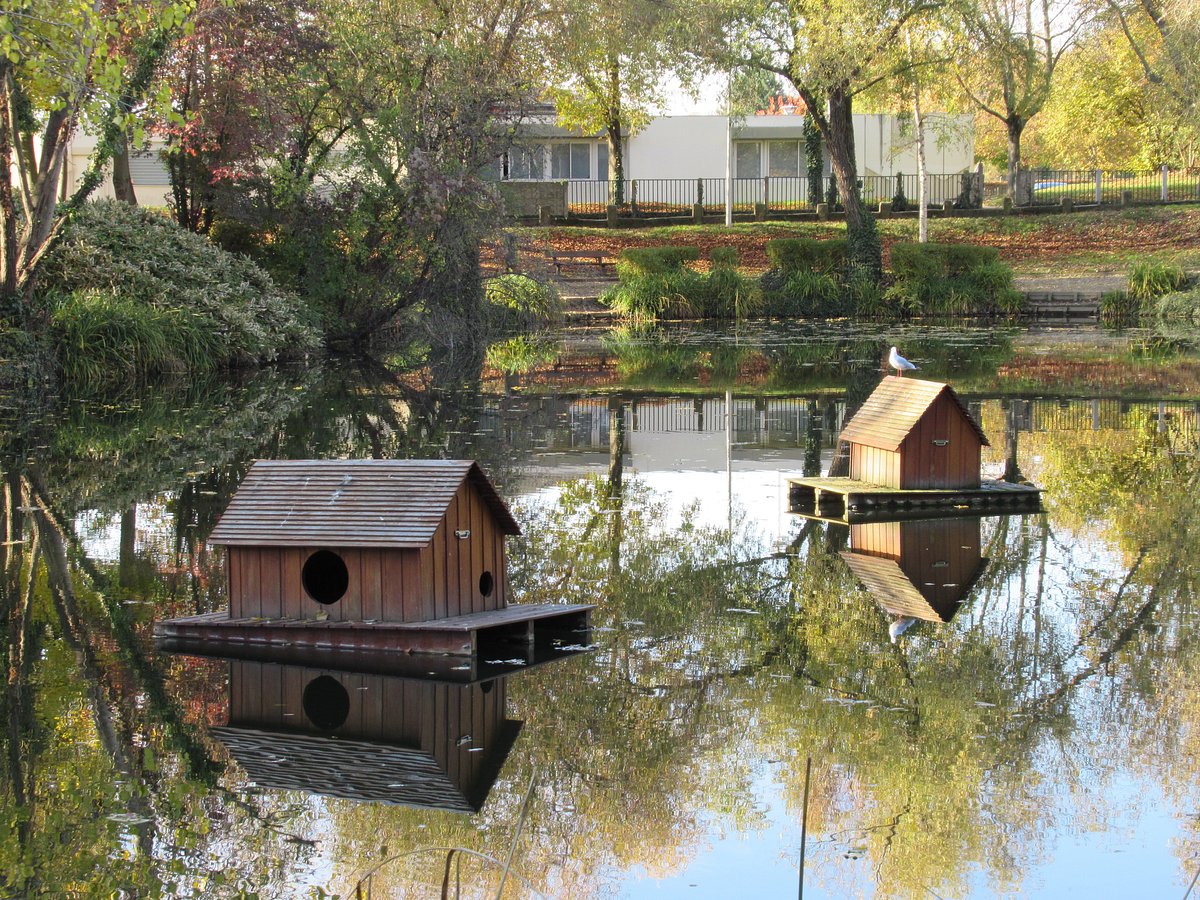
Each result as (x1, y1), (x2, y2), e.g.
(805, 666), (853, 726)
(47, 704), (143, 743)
(840, 376), (989, 490)
(840, 517), (988, 625)
(155, 459), (593, 655)
(210, 459), (517, 623)
(210, 660), (522, 811)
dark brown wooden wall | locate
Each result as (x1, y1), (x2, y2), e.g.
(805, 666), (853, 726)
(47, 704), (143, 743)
(850, 518), (983, 609)
(225, 661), (506, 793)
(897, 518), (982, 608)
(226, 481), (509, 623)
(898, 394), (981, 489)
(849, 444), (901, 488)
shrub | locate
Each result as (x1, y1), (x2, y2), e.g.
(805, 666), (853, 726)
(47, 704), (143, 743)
(887, 242), (1015, 317)
(485, 274), (562, 328)
(764, 238), (848, 275)
(1100, 290), (1140, 325)
(39, 201), (320, 383)
(1128, 260), (1187, 303)
(847, 277), (886, 317)
(763, 270), (842, 317)
(603, 246), (757, 320)
(617, 246), (700, 276)
(892, 174), (908, 212)
(709, 246), (739, 268)
(1151, 286), (1200, 324)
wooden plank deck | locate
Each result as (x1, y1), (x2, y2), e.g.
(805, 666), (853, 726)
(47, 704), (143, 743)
(788, 476), (1041, 523)
(154, 603), (594, 657)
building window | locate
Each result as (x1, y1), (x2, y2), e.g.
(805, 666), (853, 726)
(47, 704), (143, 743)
(508, 145), (544, 180)
(596, 141), (609, 181)
(551, 142), (594, 180)
(735, 141), (761, 179)
(768, 140), (800, 177)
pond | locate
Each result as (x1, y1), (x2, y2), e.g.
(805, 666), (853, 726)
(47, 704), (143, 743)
(2, 321), (1199, 898)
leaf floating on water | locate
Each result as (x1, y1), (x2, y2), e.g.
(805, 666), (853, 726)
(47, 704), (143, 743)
(485, 659), (527, 665)
(725, 608), (760, 615)
(975, 701), (997, 708)
(451, 665), (471, 671)
(456, 735), (472, 746)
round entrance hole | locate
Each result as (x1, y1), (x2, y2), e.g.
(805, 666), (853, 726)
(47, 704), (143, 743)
(302, 549), (349, 605)
(479, 570), (495, 597)
(302, 675), (350, 731)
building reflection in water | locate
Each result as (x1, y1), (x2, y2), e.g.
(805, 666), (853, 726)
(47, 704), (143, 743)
(839, 517), (989, 640)
(209, 660), (522, 813)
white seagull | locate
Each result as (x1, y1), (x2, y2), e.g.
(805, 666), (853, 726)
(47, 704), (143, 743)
(888, 346), (918, 377)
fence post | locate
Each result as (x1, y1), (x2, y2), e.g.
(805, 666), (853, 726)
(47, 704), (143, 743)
(1095, 170), (1103, 205)
(1162, 164), (1169, 202)
(631, 180), (639, 216)
(762, 176), (770, 211)
(696, 177), (704, 207)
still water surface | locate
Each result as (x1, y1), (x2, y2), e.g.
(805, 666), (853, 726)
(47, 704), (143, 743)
(2, 322), (1199, 898)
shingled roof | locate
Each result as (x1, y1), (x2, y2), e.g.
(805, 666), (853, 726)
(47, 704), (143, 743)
(839, 551), (988, 623)
(208, 459), (521, 548)
(839, 376), (989, 451)
(211, 723), (522, 811)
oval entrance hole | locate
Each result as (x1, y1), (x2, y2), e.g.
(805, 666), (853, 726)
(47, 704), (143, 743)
(302, 549), (349, 605)
(479, 571), (495, 597)
(302, 675), (350, 731)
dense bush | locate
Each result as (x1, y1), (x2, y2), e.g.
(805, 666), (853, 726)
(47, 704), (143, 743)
(40, 201), (320, 383)
(885, 242), (1021, 316)
(1151, 286), (1200, 324)
(764, 238), (848, 275)
(485, 274), (563, 329)
(616, 246), (701, 277)
(602, 246), (758, 321)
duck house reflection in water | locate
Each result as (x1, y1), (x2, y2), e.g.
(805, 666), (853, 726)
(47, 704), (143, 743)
(840, 517), (989, 630)
(210, 660), (522, 812)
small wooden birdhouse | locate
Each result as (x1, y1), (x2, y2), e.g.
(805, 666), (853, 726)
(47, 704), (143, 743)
(839, 376), (989, 490)
(840, 517), (988, 624)
(207, 459), (520, 624)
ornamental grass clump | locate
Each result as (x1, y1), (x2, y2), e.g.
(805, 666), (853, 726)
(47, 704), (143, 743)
(1128, 260), (1187, 304)
(40, 201), (320, 383)
(602, 246), (757, 321)
(485, 274), (563, 329)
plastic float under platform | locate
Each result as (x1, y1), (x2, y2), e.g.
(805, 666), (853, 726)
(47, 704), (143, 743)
(788, 476), (1042, 524)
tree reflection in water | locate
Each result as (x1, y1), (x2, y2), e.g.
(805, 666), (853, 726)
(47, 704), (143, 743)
(0, 336), (1198, 897)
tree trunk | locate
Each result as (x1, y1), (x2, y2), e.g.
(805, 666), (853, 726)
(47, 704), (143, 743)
(606, 57), (624, 206)
(112, 132), (138, 205)
(607, 118), (624, 207)
(907, 30), (928, 243)
(0, 70), (19, 300)
(1006, 115), (1024, 202)
(824, 86), (881, 282)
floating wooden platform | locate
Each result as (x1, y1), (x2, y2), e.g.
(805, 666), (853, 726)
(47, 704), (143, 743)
(788, 476), (1042, 523)
(154, 603), (593, 657)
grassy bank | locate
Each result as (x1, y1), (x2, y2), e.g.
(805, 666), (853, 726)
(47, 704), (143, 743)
(515, 204), (1200, 278)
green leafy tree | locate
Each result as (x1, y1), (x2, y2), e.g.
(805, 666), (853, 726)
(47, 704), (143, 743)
(543, 0), (690, 205)
(706, 0), (936, 280)
(953, 0), (1088, 199)
(0, 0), (193, 304)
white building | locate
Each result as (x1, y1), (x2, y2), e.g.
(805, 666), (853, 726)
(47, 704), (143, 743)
(506, 113), (975, 209)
